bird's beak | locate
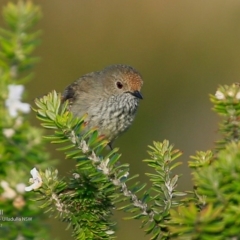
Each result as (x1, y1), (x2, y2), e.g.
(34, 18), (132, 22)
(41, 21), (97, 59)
(131, 90), (143, 99)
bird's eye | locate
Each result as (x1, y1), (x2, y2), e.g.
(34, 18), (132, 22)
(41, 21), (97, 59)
(116, 81), (123, 89)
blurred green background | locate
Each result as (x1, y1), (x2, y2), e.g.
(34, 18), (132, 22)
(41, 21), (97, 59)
(2, 0), (240, 239)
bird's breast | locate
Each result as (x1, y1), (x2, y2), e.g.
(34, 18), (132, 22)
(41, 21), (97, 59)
(87, 95), (139, 141)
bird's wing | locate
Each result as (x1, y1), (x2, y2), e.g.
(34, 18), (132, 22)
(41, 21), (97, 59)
(62, 81), (78, 104)
(61, 72), (102, 116)
(62, 72), (96, 102)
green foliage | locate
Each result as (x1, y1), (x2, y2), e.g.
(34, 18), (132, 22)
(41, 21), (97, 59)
(170, 142), (240, 239)
(169, 203), (224, 240)
(188, 150), (213, 169)
(0, 1), (53, 239)
(169, 83), (240, 239)
(0, 0), (41, 78)
(2, 1), (240, 240)
(32, 91), (185, 239)
(142, 141), (185, 239)
(210, 83), (240, 149)
(33, 91), (117, 239)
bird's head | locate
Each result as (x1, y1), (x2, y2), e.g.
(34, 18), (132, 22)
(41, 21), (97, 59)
(102, 64), (143, 100)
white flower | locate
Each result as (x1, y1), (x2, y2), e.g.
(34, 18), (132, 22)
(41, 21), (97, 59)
(25, 168), (42, 192)
(236, 92), (240, 100)
(1, 180), (17, 199)
(5, 84), (30, 117)
(106, 230), (115, 235)
(227, 90), (234, 97)
(3, 128), (15, 138)
(215, 90), (225, 100)
(16, 234), (25, 240)
(73, 173), (80, 179)
(16, 183), (26, 194)
(15, 117), (23, 127)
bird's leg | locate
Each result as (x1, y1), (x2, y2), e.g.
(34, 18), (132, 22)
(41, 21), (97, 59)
(108, 142), (113, 150)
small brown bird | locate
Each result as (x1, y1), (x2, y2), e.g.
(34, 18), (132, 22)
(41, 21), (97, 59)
(62, 64), (143, 147)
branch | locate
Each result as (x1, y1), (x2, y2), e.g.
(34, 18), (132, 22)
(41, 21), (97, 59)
(32, 91), (184, 239)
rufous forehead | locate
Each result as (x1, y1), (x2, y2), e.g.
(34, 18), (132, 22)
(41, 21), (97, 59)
(124, 72), (143, 91)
